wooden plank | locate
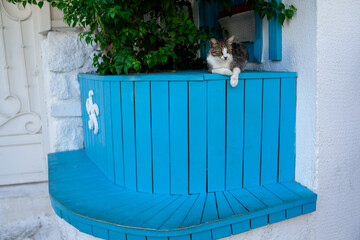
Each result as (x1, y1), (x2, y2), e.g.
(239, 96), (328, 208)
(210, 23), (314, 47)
(302, 202), (316, 214)
(269, 211), (285, 224)
(191, 230), (211, 240)
(104, 81), (115, 182)
(226, 78), (245, 190)
(124, 196), (182, 227)
(281, 181), (317, 199)
(180, 194), (207, 228)
(207, 80), (226, 192)
(278, 77), (296, 182)
(232, 221), (250, 235)
(286, 206), (302, 219)
(251, 215), (268, 229)
(135, 81), (153, 192)
(127, 235), (146, 240)
(264, 183), (300, 203)
(93, 226), (109, 239)
(247, 186), (283, 207)
(151, 81), (170, 194)
(268, 0), (282, 60)
(201, 193), (218, 224)
(247, 186), (285, 224)
(169, 81), (188, 194)
(111, 195), (171, 225)
(160, 195), (198, 230)
(189, 81), (207, 193)
(215, 192), (234, 219)
(229, 189), (266, 212)
(111, 81), (125, 186)
(223, 191), (248, 215)
(140, 196), (188, 229)
(243, 79), (263, 187)
(261, 78), (280, 185)
(121, 82), (137, 190)
(212, 225), (232, 240)
(170, 236), (190, 240)
(109, 231), (126, 240)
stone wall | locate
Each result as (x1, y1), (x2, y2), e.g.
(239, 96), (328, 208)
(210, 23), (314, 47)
(41, 31), (97, 152)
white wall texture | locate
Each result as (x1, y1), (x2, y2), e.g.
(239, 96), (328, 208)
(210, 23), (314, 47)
(41, 31), (96, 152)
(3, 1), (360, 239)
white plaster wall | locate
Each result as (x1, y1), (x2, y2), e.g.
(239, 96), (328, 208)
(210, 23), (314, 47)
(41, 31), (96, 152)
(314, 0), (360, 238)
(33, 1), (360, 239)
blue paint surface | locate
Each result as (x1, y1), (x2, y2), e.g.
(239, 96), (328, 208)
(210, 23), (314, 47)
(61, 71), (317, 239)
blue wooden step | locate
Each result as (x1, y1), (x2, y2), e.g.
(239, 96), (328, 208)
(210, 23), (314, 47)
(49, 150), (317, 240)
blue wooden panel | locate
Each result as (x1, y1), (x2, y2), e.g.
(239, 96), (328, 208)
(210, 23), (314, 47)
(226, 78), (245, 190)
(135, 82), (153, 193)
(141, 196), (188, 229)
(302, 202), (316, 214)
(222, 191), (248, 215)
(49, 149), (317, 239)
(269, 211), (285, 224)
(189, 82), (207, 193)
(230, 189), (266, 212)
(269, 0), (282, 60)
(215, 192), (234, 219)
(278, 78), (296, 182)
(93, 226), (109, 239)
(127, 235), (146, 240)
(169, 81), (188, 195)
(151, 81), (170, 194)
(250, 216), (268, 229)
(170, 236), (190, 240)
(212, 225), (231, 240)
(80, 71), (297, 82)
(121, 82), (137, 190)
(207, 80), (226, 192)
(71, 219), (92, 235)
(181, 194), (206, 228)
(265, 183), (300, 203)
(232, 221), (250, 235)
(104, 81), (115, 182)
(261, 78), (280, 185)
(243, 79), (262, 187)
(109, 231), (126, 240)
(192, 231), (211, 240)
(111, 82), (125, 186)
(201, 193), (218, 224)
(286, 206), (302, 219)
(160, 195), (198, 230)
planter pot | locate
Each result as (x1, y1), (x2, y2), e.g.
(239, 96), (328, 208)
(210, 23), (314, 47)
(79, 70), (298, 195)
(218, 10), (255, 43)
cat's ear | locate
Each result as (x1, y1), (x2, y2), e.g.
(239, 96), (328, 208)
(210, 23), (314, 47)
(226, 35), (235, 44)
(209, 38), (219, 48)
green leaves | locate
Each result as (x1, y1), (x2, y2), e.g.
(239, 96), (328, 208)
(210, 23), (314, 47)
(242, 0), (297, 25)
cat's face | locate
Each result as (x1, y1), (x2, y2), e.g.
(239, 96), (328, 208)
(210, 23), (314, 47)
(209, 36), (234, 61)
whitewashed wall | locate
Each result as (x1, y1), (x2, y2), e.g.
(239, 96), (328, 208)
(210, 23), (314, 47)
(37, 0), (360, 239)
(41, 31), (96, 152)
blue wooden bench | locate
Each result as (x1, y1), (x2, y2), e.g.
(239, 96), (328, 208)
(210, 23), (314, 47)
(49, 71), (317, 240)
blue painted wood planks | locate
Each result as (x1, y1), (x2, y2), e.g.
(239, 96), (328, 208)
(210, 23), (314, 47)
(49, 149), (316, 240)
(79, 72), (298, 195)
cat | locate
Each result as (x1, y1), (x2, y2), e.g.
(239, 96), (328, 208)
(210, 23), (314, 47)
(207, 35), (249, 87)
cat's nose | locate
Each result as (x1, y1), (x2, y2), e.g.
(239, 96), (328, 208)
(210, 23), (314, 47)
(224, 56), (228, 60)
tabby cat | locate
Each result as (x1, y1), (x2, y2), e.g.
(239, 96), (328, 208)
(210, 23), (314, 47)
(207, 35), (249, 87)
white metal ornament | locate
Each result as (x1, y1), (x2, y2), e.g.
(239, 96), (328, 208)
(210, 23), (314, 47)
(86, 90), (99, 134)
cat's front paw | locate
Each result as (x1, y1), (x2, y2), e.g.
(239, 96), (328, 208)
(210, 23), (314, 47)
(223, 69), (233, 76)
(230, 75), (238, 87)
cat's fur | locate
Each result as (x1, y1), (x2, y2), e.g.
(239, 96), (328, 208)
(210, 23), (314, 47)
(207, 35), (249, 87)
